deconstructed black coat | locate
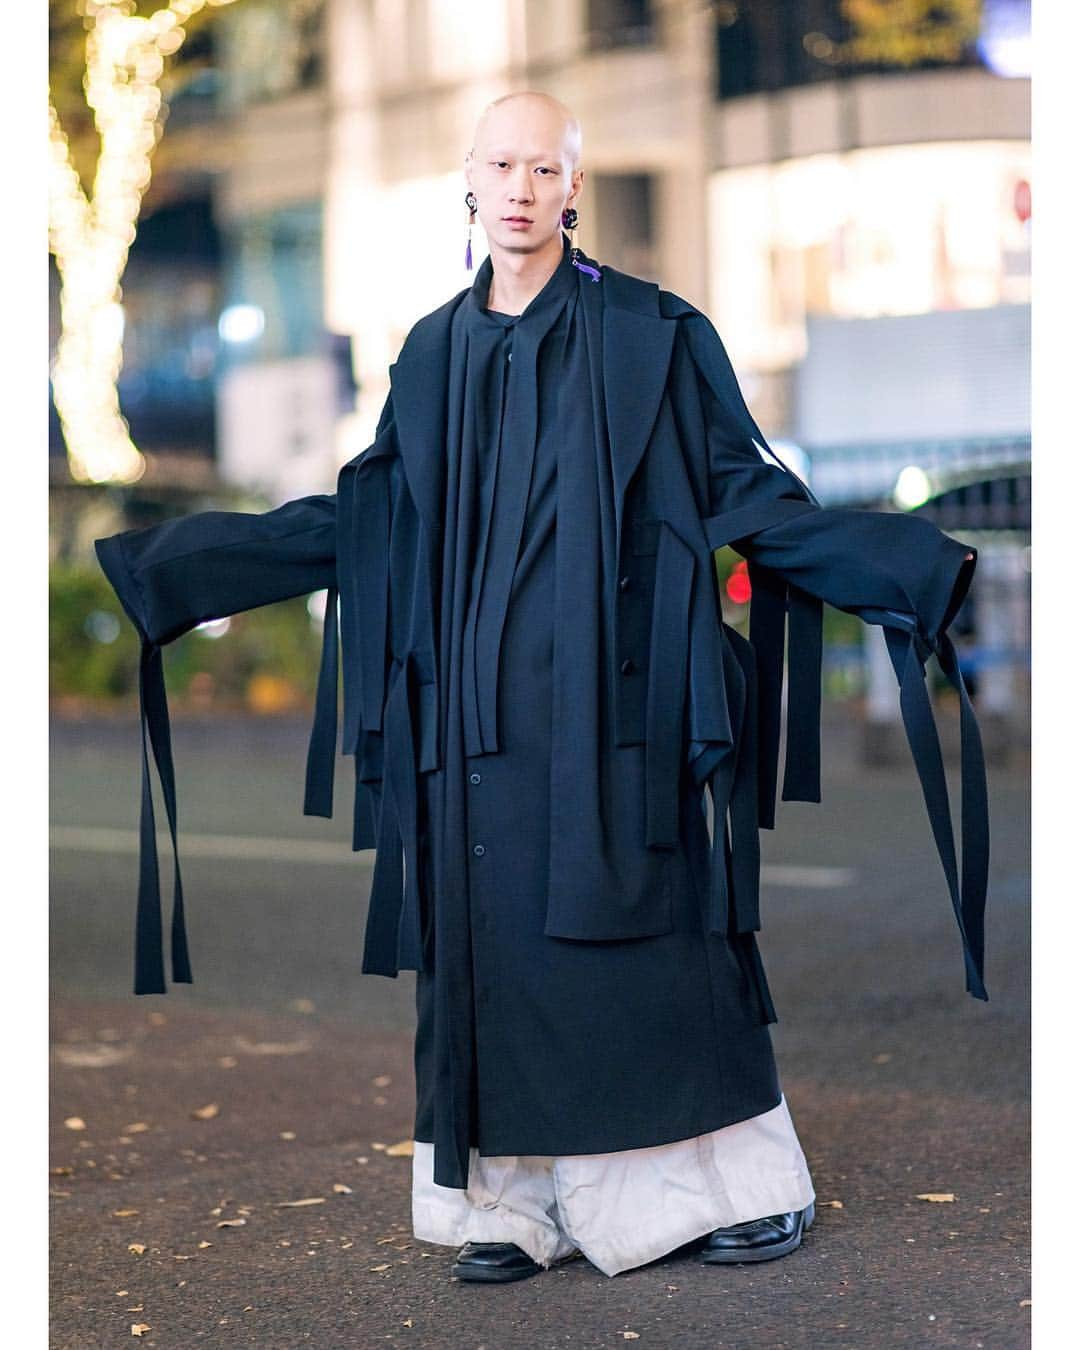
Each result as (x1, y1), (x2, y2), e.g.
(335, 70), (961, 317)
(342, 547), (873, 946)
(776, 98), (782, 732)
(95, 241), (988, 1189)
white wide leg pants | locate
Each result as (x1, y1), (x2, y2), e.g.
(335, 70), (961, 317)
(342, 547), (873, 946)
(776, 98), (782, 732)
(411, 1093), (815, 1278)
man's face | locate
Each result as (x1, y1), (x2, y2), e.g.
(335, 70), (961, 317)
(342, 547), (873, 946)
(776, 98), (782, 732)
(465, 99), (583, 255)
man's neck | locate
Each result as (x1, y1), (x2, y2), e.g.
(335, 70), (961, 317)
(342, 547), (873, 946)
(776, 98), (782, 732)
(485, 233), (564, 315)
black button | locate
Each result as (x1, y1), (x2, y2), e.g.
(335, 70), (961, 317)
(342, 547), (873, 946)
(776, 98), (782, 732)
(619, 575), (632, 592)
(473, 843), (486, 857)
(469, 772), (482, 784)
(620, 658), (636, 675)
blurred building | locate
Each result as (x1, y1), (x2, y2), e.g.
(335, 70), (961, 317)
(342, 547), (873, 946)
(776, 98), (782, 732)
(53, 0), (1031, 745)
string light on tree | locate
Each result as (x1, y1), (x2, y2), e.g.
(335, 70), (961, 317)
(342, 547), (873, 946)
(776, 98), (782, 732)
(48, 0), (238, 485)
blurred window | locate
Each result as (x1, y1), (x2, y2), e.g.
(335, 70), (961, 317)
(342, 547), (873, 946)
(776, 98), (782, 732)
(586, 0), (656, 52)
(221, 201), (325, 366)
(219, 0), (326, 109)
(707, 140), (1031, 370)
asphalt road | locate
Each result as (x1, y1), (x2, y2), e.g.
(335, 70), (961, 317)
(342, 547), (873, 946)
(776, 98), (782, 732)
(50, 709), (1030, 1349)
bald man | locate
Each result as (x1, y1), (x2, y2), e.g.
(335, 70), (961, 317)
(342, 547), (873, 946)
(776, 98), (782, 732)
(94, 90), (987, 1285)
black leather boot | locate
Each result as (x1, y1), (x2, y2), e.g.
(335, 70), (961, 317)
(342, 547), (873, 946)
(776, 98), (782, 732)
(451, 1241), (545, 1283)
(699, 1201), (815, 1263)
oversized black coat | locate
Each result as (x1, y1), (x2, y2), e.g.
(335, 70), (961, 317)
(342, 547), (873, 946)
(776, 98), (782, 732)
(95, 241), (988, 1190)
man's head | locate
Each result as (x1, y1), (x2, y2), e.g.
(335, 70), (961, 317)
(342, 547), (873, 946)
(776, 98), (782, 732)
(465, 91), (585, 259)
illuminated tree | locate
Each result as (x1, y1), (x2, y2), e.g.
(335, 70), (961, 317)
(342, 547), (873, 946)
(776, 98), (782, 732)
(48, 1), (238, 485)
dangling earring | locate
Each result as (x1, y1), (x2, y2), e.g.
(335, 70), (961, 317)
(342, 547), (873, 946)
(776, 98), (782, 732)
(561, 206), (600, 281)
(465, 190), (477, 271)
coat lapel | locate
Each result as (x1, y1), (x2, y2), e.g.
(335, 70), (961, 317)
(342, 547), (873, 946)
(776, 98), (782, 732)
(595, 264), (677, 550)
(385, 297), (459, 543)
(387, 258), (676, 555)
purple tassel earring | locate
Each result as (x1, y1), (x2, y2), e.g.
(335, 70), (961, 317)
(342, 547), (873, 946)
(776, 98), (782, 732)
(562, 206), (600, 281)
(465, 190), (477, 271)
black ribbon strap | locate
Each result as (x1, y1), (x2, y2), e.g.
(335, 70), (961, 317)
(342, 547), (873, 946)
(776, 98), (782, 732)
(303, 584), (340, 818)
(644, 523), (694, 849)
(701, 497), (825, 830)
(781, 584), (823, 804)
(134, 637), (191, 995)
(881, 623), (990, 1000)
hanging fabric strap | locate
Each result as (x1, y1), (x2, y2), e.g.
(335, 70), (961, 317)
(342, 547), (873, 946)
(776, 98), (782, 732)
(704, 624), (777, 1025)
(879, 620), (990, 1000)
(303, 584), (340, 818)
(643, 522), (694, 848)
(133, 637), (191, 995)
(701, 497), (824, 829)
(359, 655), (428, 977)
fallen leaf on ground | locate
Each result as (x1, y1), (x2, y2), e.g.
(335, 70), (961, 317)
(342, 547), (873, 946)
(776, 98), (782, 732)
(198, 1241), (212, 1249)
(370, 1142), (387, 1151)
(373, 1075), (392, 1087)
(112, 1209), (139, 1218)
(127, 1244), (146, 1255)
(333, 1184), (352, 1194)
(218, 1056), (238, 1068)
(124, 1123), (150, 1134)
(51, 1166), (74, 1176)
(402, 1319), (413, 1327)
(216, 1219), (247, 1228)
(280, 1131), (297, 1140)
(622, 1335), (641, 1342)
(64, 1117), (86, 1131)
(131, 1324), (151, 1337)
(1020, 1299), (1032, 1308)
(276, 1197), (326, 1208)
(916, 1193), (955, 1203)
(233, 1036), (311, 1057)
(56, 1045), (132, 1068)
(191, 1103), (220, 1120)
(369, 1263), (391, 1272)
(825, 1200), (844, 1209)
(385, 1139), (414, 1157)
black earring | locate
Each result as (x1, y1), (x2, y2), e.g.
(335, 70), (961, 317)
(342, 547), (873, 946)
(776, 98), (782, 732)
(465, 191), (478, 271)
(561, 206), (599, 280)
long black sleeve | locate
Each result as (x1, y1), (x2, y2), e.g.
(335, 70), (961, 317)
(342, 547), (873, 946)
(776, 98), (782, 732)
(677, 309), (988, 1002)
(95, 492), (337, 647)
(94, 492), (341, 997)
